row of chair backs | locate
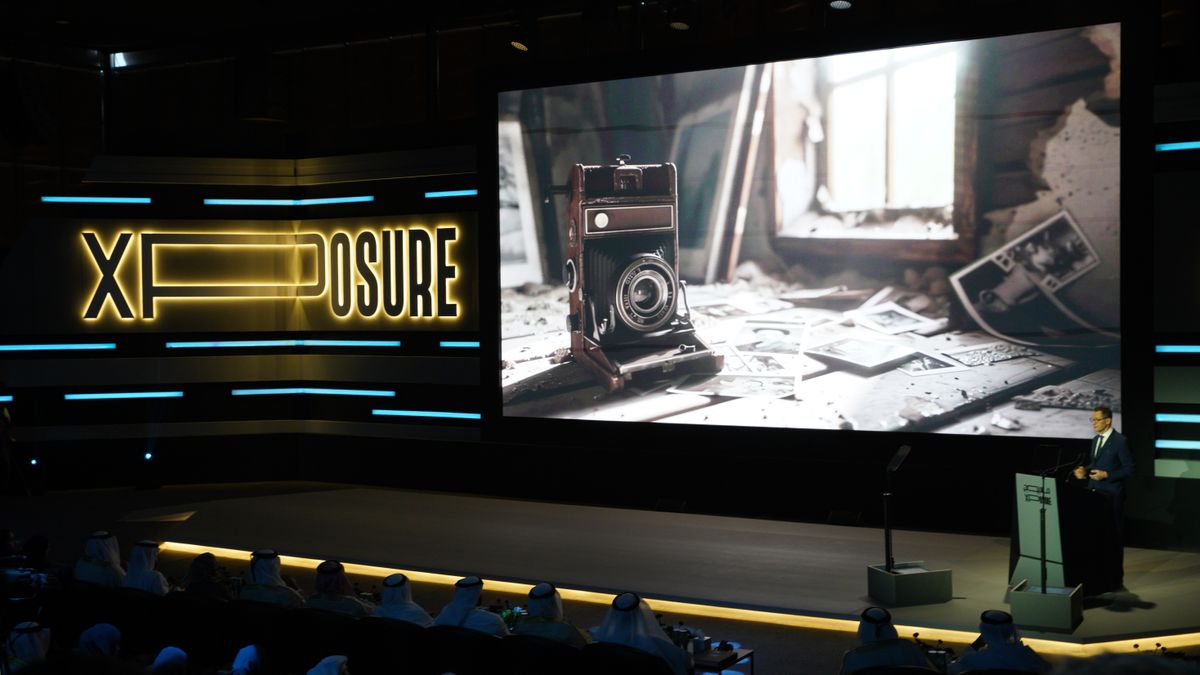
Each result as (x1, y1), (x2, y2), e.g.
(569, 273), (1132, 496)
(39, 587), (677, 675)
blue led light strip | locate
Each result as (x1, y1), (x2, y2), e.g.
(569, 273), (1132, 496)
(440, 341), (480, 348)
(0, 395), (12, 403)
(1157, 414), (1200, 424)
(65, 391), (184, 401)
(165, 339), (400, 349)
(0, 343), (116, 352)
(1156, 345), (1200, 353)
(1156, 141), (1200, 152)
(202, 196), (374, 206)
(424, 189), (478, 199)
(41, 196), (152, 204)
(232, 387), (396, 397)
(1156, 440), (1200, 450)
(373, 409), (481, 420)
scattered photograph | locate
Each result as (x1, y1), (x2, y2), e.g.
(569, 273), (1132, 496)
(668, 374), (796, 398)
(737, 352), (792, 374)
(850, 301), (940, 335)
(804, 338), (916, 372)
(732, 321), (808, 355)
(944, 341), (1039, 367)
(994, 211), (1100, 292)
(897, 351), (971, 377)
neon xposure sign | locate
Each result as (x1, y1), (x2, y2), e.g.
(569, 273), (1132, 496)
(82, 225), (460, 321)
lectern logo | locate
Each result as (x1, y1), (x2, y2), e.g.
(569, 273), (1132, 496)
(82, 226), (460, 321)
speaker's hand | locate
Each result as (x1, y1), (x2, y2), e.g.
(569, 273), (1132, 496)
(1088, 469), (1108, 480)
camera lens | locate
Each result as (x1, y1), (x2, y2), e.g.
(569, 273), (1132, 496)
(614, 254), (676, 332)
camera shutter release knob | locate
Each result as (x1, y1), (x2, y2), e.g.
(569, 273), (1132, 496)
(594, 212), (609, 229)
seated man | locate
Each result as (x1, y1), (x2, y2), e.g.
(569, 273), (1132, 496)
(372, 573), (433, 626)
(593, 592), (690, 675)
(949, 610), (1049, 674)
(6, 622), (51, 673)
(305, 560), (373, 617)
(78, 623), (121, 658)
(433, 575), (509, 636)
(74, 531), (125, 588)
(122, 540), (170, 596)
(182, 552), (233, 601)
(238, 549), (304, 608)
(840, 607), (933, 675)
(514, 582), (590, 647)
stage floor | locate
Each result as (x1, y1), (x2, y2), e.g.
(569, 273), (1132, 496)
(135, 485), (1200, 647)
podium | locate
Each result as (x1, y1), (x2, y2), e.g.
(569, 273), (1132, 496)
(1008, 472), (1120, 630)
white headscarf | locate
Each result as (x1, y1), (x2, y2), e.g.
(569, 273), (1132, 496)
(249, 549), (287, 587)
(231, 645), (260, 675)
(151, 646), (187, 672)
(527, 582), (564, 620)
(435, 576), (484, 626)
(123, 541), (169, 595)
(7, 622), (50, 667)
(594, 593), (688, 675)
(857, 606), (899, 645)
(79, 623), (121, 658)
(83, 531), (122, 570)
(306, 655), (348, 675)
(373, 573), (432, 626)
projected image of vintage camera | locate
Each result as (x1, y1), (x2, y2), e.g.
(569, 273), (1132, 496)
(563, 156), (722, 390)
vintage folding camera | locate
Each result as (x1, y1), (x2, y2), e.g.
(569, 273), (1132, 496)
(562, 155), (722, 391)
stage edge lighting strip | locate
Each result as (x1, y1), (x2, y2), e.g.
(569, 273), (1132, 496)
(41, 196), (152, 204)
(231, 387), (396, 397)
(1156, 414), (1200, 424)
(373, 409), (481, 420)
(1155, 440), (1200, 450)
(166, 339), (401, 349)
(0, 343), (116, 352)
(1156, 345), (1200, 353)
(424, 189), (478, 198)
(440, 341), (480, 348)
(159, 541), (1200, 657)
(202, 196), (375, 206)
(65, 391), (184, 401)
(0, 396), (11, 403)
(1156, 141), (1200, 152)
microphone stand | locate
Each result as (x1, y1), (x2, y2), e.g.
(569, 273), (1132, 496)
(884, 445), (912, 573)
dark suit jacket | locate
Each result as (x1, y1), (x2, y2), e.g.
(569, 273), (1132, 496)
(1084, 429), (1134, 498)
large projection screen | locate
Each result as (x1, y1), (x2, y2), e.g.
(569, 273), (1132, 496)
(500, 23), (1120, 439)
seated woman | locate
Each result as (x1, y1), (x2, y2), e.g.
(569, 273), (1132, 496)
(371, 573), (432, 626)
(73, 531), (125, 588)
(840, 606), (933, 675)
(238, 549), (304, 608)
(182, 552), (232, 600)
(514, 582), (590, 647)
(305, 560), (373, 617)
(121, 541), (170, 596)
(593, 592), (690, 675)
(433, 576), (509, 636)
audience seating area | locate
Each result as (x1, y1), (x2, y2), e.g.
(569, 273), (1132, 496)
(25, 582), (681, 675)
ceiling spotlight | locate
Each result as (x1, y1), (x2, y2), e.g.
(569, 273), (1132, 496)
(511, 39), (529, 52)
(669, 19), (690, 31)
(830, 0), (852, 8)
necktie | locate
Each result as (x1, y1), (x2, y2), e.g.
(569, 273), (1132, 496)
(1094, 435), (1104, 460)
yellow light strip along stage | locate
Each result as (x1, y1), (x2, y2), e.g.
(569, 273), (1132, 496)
(160, 541), (1200, 656)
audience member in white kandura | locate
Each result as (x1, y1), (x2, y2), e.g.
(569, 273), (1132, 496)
(305, 560), (374, 617)
(239, 549), (304, 608)
(122, 540), (170, 596)
(78, 623), (121, 658)
(74, 530), (125, 588)
(5, 622), (50, 673)
(371, 572), (433, 626)
(230, 644), (261, 675)
(949, 609), (1050, 674)
(433, 575), (510, 636)
(840, 606), (933, 675)
(306, 655), (349, 675)
(593, 592), (691, 675)
(150, 646), (188, 674)
(514, 582), (590, 647)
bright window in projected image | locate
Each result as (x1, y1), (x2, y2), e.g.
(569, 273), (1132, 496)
(823, 45), (958, 213)
(500, 23), (1122, 441)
